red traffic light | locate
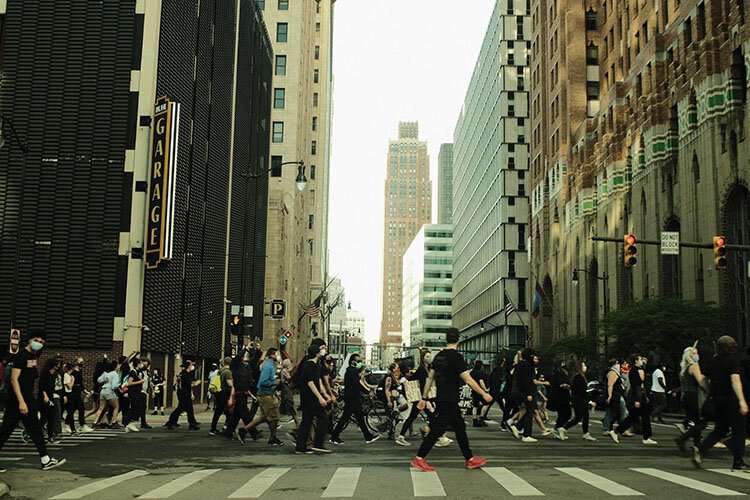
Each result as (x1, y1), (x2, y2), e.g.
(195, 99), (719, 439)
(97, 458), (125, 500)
(714, 236), (728, 269)
(625, 234), (637, 246)
(715, 236), (726, 248)
(624, 234), (638, 268)
(232, 315), (241, 325)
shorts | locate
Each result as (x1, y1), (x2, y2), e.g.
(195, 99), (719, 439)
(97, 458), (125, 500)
(258, 395), (280, 421)
(101, 389), (118, 401)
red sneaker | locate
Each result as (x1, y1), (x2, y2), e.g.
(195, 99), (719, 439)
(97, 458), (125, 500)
(466, 457), (487, 470)
(411, 456), (436, 472)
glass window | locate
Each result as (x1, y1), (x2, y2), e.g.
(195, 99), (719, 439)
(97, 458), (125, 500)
(278, 0), (288, 10)
(274, 88), (285, 109)
(312, 116), (318, 131)
(257, 0), (265, 9)
(311, 141), (317, 155)
(276, 23), (288, 43)
(271, 156), (282, 177)
(275, 55), (286, 76)
(586, 44), (598, 65)
(313, 69), (319, 83)
(315, 22), (321, 32)
(272, 122), (284, 142)
(310, 165), (316, 180)
(315, 45), (320, 60)
(313, 92), (319, 107)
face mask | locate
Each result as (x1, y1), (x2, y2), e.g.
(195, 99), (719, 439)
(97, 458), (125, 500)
(320, 349), (327, 357)
(77, 362), (84, 368)
(691, 354), (700, 362)
(30, 341), (44, 352)
(355, 362), (363, 369)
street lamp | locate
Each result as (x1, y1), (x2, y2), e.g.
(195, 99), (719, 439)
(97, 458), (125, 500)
(571, 268), (609, 357)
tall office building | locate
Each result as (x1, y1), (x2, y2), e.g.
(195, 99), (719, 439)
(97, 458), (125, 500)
(530, 1), (750, 346)
(437, 143), (454, 224)
(452, 0), (531, 353)
(347, 310), (366, 340)
(402, 225), (453, 349)
(259, 0), (336, 361)
(380, 122), (432, 346)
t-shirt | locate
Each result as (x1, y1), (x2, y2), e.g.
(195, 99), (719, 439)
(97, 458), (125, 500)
(431, 349), (467, 404)
(177, 370), (195, 395)
(151, 374), (164, 394)
(709, 353), (742, 408)
(10, 348), (40, 408)
(470, 368), (487, 393)
(299, 359), (322, 408)
(64, 373), (73, 393)
(343, 365), (363, 402)
(219, 367), (233, 392)
(128, 369), (143, 395)
(71, 369), (84, 392)
(651, 368), (666, 393)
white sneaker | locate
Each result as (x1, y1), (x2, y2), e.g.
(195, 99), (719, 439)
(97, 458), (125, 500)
(642, 438), (658, 445)
(125, 423), (140, 433)
(558, 428), (568, 441)
(395, 435), (410, 446)
(542, 429), (553, 437)
(81, 425), (93, 433)
(435, 436), (451, 447)
(583, 433), (597, 442)
(509, 425), (521, 440)
(521, 436), (538, 443)
(608, 431), (620, 444)
(675, 423), (687, 435)
(62, 425), (71, 435)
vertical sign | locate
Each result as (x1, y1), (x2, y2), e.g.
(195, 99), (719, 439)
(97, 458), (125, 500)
(9, 329), (20, 354)
(146, 96), (181, 269)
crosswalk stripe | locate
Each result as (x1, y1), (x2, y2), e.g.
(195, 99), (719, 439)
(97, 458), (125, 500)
(484, 467), (544, 496)
(556, 467), (644, 496)
(710, 469), (750, 480)
(322, 467), (361, 498)
(632, 468), (744, 496)
(228, 468), (290, 498)
(0, 458), (22, 461)
(410, 470), (445, 497)
(137, 469), (221, 499)
(50, 470), (150, 499)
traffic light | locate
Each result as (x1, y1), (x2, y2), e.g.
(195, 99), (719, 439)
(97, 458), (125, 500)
(623, 234), (637, 268)
(230, 314), (242, 336)
(713, 236), (727, 270)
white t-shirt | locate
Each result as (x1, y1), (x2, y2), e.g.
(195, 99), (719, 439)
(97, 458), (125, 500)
(651, 368), (666, 393)
(63, 373), (73, 393)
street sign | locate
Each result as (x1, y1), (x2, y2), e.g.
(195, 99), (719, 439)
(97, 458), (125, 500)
(283, 329), (294, 339)
(269, 300), (286, 320)
(661, 231), (680, 255)
(243, 305), (253, 318)
(345, 345), (362, 354)
(231, 305), (240, 316)
(279, 335), (288, 346)
(9, 329), (19, 354)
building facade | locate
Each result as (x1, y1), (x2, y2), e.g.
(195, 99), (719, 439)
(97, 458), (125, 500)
(402, 224), (454, 349)
(437, 143), (454, 224)
(346, 309), (366, 340)
(0, 0), (273, 393)
(452, 0), (531, 353)
(530, 0), (750, 348)
(380, 122), (432, 346)
(259, 0), (336, 362)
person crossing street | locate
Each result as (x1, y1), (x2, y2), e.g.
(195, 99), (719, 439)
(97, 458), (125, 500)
(165, 361), (201, 430)
(331, 352), (380, 445)
(240, 348), (284, 446)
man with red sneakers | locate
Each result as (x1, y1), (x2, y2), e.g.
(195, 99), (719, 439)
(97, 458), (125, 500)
(411, 327), (492, 472)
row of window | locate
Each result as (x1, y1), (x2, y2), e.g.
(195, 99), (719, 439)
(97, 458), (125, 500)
(270, 156), (317, 180)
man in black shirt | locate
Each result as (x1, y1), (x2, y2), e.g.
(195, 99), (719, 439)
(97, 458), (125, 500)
(166, 361), (201, 430)
(0, 332), (65, 471)
(470, 360), (489, 427)
(512, 348), (538, 442)
(295, 342), (332, 454)
(125, 358), (145, 433)
(330, 353), (379, 445)
(225, 348), (262, 442)
(412, 328), (491, 472)
(694, 335), (750, 471)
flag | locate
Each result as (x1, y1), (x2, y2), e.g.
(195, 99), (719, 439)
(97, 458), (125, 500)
(504, 293), (515, 325)
(300, 296), (321, 317)
(531, 281), (545, 319)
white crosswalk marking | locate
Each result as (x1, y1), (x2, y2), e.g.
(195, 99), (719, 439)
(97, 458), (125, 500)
(556, 467), (644, 496)
(50, 470), (150, 499)
(710, 468), (750, 480)
(228, 467), (290, 498)
(137, 469), (221, 499)
(632, 468), (745, 496)
(484, 467), (544, 496)
(410, 470), (445, 497)
(322, 467), (362, 498)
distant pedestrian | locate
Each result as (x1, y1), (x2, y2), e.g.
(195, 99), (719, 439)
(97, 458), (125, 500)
(93, 360), (121, 428)
(651, 363), (667, 424)
(38, 358), (61, 443)
(151, 368), (165, 416)
(295, 343), (332, 454)
(240, 348), (284, 446)
(674, 345), (709, 453)
(279, 359), (299, 430)
(396, 350), (431, 446)
(512, 348), (538, 443)
(206, 363), (219, 411)
(209, 357), (234, 436)
(165, 361), (200, 430)
(617, 355), (657, 445)
(124, 358), (145, 433)
(411, 327), (491, 472)
(470, 360), (489, 428)
(552, 360), (572, 440)
(225, 348), (261, 442)
(604, 358), (623, 443)
(559, 361), (596, 442)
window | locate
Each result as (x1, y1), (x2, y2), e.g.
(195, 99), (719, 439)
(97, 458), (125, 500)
(313, 69), (319, 83)
(509, 104), (515, 116)
(278, 0), (288, 10)
(272, 122), (284, 142)
(271, 156), (282, 177)
(312, 116), (318, 131)
(516, 16), (524, 39)
(276, 23), (288, 42)
(314, 45), (320, 60)
(311, 141), (317, 155)
(685, 17), (692, 45)
(508, 196), (516, 206)
(275, 55), (286, 76)
(316, 2), (321, 13)
(508, 0), (514, 14)
(585, 8), (597, 30)
(518, 279), (527, 310)
(586, 43), (598, 65)
(310, 165), (316, 180)
(587, 81), (600, 100)
(697, 2), (706, 38)
(313, 92), (319, 107)
(315, 22), (321, 32)
(257, 0), (265, 9)
(274, 88), (285, 109)
(308, 214), (314, 230)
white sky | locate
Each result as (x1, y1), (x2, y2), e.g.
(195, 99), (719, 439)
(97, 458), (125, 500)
(328, 0), (496, 345)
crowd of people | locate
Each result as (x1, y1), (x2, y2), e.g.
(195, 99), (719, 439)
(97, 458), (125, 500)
(2, 328), (750, 475)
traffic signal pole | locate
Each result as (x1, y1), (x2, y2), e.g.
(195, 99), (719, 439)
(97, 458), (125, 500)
(592, 236), (750, 251)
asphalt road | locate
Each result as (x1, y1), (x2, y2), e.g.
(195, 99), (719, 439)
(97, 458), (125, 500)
(2, 406), (750, 499)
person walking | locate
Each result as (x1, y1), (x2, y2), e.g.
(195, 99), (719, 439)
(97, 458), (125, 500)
(124, 358), (145, 433)
(139, 359), (152, 429)
(470, 360), (489, 427)
(206, 363), (219, 411)
(411, 328), (491, 472)
(67, 357), (91, 434)
(603, 358), (623, 443)
(617, 355), (657, 445)
(651, 363), (667, 424)
(693, 335), (750, 471)
(93, 360), (121, 428)
(396, 350), (431, 446)
(0, 332), (65, 471)
(165, 361), (200, 430)
(225, 348), (261, 442)
(151, 368), (166, 416)
(209, 357), (234, 436)
(551, 360), (572, 440)
(38, 359), (61, 444)
(511, 348), (538, 443)
(560, 361), (596, 442)
(295, 343), (332, 454)
(674, 345), (709, 453)
(240, 348), (284, 446)
(279, 359), (299, 431)
(331, 352), (380, 445)
(482, 358), (505, 421)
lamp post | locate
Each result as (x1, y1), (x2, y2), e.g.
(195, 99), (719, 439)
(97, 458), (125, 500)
(1, 114), (29, 330)
(238, 160), (307, 349)
(572, 268), (609, 357)
(479, 319), (506, 351)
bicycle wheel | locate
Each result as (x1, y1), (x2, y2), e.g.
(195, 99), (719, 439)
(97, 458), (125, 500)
(366, 401), (390, 435)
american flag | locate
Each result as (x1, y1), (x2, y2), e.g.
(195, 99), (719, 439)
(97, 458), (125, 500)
(504, 293), (516, 325)
(300, 297), (321, 317)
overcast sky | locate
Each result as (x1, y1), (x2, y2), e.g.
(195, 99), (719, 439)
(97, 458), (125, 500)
(328, 0), (496, 345)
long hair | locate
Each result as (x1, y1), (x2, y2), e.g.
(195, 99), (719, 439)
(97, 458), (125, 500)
(574, 361), (588, 383)
(680, 346), (697, 376)
(419, 349), (430, 369)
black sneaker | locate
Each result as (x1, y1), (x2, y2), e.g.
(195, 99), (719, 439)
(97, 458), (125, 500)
(365, 435), (381, 444)
(188, 425), (200, 431)
(41, 458), (66, 471)
(674, 437), (687, 454)
(692, 446), (703, 469)
(208, 429), (218, 436)
(294, 448), (314, 454)
(330, 437), (344, 445)
(237, 428), (247, 444)
(250, 429), (263, 441)
(164, 423), (174, 430)
(269, 437), (285, 446)
(310, 445), (332, 453)
(732, 462), (750, 473)
(141, 424), (153, 430)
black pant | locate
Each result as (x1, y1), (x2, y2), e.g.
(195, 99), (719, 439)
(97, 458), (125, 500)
(0, 402), (48, 457)
(521, 398), (535, 437)
(39, 401), (55, 439)
(678, 399), (707, 446)
(128, 392), (145, 425)
(226, 392), (253, 433)
(651, 392), (667, 421)
(619, 403), (652, 439)
(297, 403), (329, 451)
(211, 391), (229, 431)
(564, 397), (590, 434)
(168, 392), (197, 426)
(399, 403), (422, 438)
(333, 399), (374, 440)
(65, 391), (85, 429)
(554, 399), (571, 430)
(700, 403), (746, 463)
(417, 402), (472, 459)
(153, 392), (164, 408)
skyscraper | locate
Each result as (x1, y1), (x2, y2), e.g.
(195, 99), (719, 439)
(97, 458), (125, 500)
(380, 122), (432, 346)
(437, 143), (454, 225)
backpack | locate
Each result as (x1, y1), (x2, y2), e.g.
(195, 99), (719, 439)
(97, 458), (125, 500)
(208, 373), (222, 394)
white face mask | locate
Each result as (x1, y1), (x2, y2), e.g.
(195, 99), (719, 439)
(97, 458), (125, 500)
(319, 349), (327, 357)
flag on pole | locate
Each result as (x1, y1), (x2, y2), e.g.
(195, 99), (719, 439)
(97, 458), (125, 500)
(531, 281), (545, 319)
(504, 293), (515, 325)
(300, 296), (321, 317)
